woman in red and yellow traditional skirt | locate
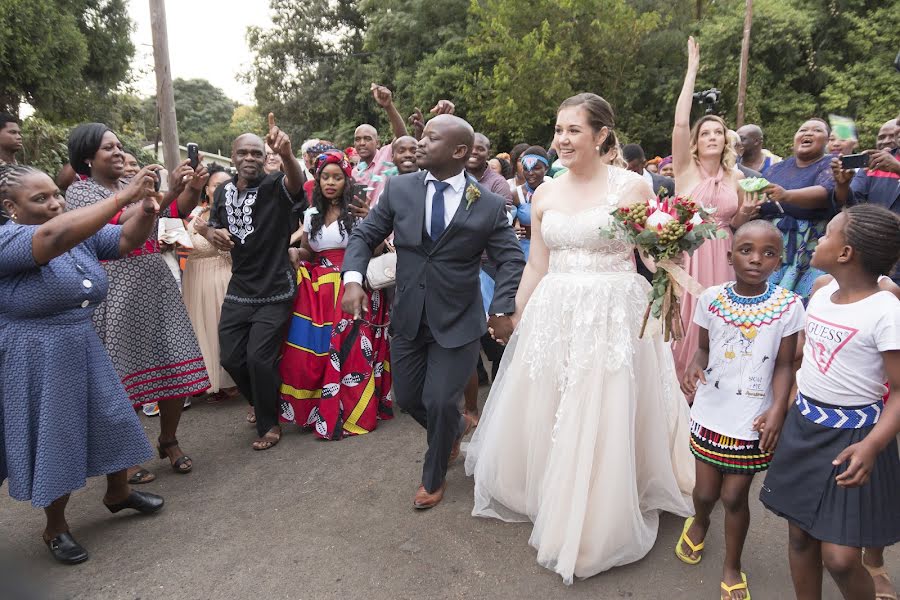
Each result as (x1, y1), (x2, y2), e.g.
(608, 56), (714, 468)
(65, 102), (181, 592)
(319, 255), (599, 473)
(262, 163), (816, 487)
(279, 150), (393, 439)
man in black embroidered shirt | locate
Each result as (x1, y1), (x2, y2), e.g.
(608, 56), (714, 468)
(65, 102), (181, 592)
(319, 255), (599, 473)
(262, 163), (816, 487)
(206, 114), (304, 450)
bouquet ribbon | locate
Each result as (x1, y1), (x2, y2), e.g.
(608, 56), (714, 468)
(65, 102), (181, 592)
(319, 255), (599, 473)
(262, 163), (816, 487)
(657, 259), (706, 298)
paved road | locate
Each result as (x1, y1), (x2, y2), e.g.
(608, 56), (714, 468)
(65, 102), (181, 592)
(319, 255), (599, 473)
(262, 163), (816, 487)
(1, 391), (895, 599)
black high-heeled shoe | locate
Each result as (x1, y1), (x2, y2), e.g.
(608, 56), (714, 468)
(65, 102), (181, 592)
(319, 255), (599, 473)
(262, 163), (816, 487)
(104, 491), (165, 515)
(44, 532), (89, 565)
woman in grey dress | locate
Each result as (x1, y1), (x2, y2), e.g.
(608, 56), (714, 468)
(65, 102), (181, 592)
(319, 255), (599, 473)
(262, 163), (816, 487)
(0, 164), (166, 564)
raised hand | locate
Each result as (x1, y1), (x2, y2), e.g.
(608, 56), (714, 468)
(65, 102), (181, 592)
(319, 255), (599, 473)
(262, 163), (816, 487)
(266, 112), (293, 159)
(867, 149), (900, 175)
(188, 159), (210, 191)
(430, 100), (455, 115)
(830, 156), (854, 186)
(119, 165), (163, 207)
(687, 36), (700, 73)
(409, 107), (426, 140)
(166, 159), (195, 196)
(371, 83), (394, 108)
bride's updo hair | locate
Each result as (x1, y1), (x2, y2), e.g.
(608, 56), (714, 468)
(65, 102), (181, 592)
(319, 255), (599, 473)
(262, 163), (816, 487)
(558, 93), (617, 155)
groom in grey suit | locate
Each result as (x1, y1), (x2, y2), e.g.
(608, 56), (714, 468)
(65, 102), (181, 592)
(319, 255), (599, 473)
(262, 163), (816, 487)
(342, 115), (524, 509)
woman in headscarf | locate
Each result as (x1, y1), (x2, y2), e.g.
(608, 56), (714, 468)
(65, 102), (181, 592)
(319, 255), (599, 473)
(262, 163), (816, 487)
(511, 146), (550, 260)
(65, 123), (209, 484)
(279, 150), (393, 439)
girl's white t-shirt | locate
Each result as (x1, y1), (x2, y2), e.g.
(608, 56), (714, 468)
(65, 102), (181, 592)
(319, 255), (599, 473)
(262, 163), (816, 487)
(690, 283), (806, 440)
(797, 279), (900, 407)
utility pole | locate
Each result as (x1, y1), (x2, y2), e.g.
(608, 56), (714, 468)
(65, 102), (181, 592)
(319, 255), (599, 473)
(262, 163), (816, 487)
(149, 0), (180, 173)
(736, 0), (753, 128)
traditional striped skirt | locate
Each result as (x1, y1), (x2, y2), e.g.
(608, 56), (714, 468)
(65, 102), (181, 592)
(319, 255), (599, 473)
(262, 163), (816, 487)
(278, 249), (393, 440)
(690, 420), (772, 475)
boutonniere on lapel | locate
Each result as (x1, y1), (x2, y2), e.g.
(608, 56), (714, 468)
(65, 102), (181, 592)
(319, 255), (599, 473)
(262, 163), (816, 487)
(465, 179), (481, 211)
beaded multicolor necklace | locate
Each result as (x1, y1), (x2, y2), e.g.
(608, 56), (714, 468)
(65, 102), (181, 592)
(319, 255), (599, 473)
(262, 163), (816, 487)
(708, 282), (799, 340)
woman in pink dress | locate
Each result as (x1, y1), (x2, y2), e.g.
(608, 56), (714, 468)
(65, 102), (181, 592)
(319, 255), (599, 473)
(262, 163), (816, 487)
(671, 37), (747, 382)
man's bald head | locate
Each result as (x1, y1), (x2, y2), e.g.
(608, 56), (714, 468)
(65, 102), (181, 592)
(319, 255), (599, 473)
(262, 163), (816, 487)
(354, 124), (380, 163)
(233, 133), (264, 153)
(417, 114), (476, 176)
(737, 124), (763, 157)
(232, 133), (266, 182)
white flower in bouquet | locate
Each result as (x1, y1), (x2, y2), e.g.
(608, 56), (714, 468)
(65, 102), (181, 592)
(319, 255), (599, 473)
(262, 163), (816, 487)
(645, 209), (676, 229)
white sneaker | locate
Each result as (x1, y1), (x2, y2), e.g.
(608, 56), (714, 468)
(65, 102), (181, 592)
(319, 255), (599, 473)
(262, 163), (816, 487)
(183, 397), (192, 410)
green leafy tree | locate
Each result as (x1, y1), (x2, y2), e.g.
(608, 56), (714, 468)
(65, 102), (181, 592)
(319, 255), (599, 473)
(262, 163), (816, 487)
(0, 0), (135, 121)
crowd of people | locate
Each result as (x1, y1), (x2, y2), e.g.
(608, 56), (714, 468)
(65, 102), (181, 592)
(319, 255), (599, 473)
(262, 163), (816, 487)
(1, 36), (899, 600)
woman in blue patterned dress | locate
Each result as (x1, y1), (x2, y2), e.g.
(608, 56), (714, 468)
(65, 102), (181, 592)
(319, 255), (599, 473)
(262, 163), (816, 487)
(0, 164), (166, 565)
(737, 118), (836, 301)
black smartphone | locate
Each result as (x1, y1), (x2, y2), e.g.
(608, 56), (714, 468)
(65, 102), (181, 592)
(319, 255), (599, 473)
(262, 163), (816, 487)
(187, 143), (200, 169)
(840, 153), (869, 170)
(351, 183), (368, 208)
(153, 170), (161, 192)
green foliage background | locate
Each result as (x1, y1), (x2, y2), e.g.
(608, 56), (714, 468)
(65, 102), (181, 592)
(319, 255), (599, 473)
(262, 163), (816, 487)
(249, 0), (900, 157)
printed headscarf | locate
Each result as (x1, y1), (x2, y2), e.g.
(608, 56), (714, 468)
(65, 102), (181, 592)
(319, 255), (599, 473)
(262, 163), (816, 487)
(314, 150), (353, 180)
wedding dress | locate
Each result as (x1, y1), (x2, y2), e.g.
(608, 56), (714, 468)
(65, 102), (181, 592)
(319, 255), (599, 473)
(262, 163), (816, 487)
(465, 166), (695, 584)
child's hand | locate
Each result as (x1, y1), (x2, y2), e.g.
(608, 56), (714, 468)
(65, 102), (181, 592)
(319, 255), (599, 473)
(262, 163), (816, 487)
(833, 440), (878, 487)
(753, 407), (785, 453)
(680, 363), (706, 396)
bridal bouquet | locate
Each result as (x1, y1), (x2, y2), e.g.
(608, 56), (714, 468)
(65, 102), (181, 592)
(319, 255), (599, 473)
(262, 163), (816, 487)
(604, 195), (726, 341)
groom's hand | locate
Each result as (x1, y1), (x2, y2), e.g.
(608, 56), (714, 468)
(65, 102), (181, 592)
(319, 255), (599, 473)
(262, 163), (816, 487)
(488, 314), (514, 346)
(342, 282), (368, 319)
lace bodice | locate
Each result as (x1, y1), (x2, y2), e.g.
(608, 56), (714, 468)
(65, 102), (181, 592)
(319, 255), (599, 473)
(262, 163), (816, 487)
(541, 167), (647, 274)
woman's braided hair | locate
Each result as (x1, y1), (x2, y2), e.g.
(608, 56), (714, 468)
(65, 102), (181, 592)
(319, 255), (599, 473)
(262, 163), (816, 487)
(844, 205), (900, 276)
(0, 164), (40, 223)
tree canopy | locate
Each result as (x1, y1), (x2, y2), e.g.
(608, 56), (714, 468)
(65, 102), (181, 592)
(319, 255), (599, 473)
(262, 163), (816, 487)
(0, 0), (135, 121)
(248, 0), (900, 156)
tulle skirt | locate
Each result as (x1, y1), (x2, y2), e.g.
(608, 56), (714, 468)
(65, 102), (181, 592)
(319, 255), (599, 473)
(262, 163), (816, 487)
(465, 270), (695, 584)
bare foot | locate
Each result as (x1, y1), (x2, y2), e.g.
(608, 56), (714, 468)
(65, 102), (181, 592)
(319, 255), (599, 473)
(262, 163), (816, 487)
(252, 427), (281, 451)
(246, 408), (257, 424)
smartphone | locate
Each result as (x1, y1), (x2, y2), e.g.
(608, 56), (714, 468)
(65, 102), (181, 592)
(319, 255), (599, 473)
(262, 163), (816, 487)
(153, 171), (161, 192)
(840, 153), (869, 170)
(351, 183), (368, 208)
(187, 143), (200, 169)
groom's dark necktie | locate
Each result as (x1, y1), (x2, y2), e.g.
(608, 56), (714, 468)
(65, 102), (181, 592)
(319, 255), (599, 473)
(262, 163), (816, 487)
(430, 180), (451, 241)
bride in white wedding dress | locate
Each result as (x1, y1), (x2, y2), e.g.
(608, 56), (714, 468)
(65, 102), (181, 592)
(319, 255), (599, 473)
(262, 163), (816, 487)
(465, 93), (695, 585)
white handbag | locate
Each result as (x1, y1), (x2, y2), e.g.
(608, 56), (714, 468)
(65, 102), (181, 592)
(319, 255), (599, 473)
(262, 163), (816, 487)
(365, 243), (396, 290)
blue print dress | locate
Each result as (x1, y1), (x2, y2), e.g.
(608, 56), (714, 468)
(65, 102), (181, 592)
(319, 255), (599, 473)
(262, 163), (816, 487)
(0, 222), (153, 508)
(761, 155), (835, 301)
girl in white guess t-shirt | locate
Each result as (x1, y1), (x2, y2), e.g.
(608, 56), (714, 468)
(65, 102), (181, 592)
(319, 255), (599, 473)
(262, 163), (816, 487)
(760, 205), (900, 600)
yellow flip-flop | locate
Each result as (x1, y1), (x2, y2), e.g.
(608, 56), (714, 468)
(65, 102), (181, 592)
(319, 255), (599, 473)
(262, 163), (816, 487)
(721, 572), (751, 600)
(675, 516), (704, 565)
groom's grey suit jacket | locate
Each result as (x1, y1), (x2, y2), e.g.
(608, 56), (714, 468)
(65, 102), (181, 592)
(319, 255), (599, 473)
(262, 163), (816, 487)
(342, 171), (525, 348)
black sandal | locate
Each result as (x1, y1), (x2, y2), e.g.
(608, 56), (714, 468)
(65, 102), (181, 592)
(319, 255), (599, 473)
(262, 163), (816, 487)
(157, 439), (192, 473)
(127, 467), (156, 485)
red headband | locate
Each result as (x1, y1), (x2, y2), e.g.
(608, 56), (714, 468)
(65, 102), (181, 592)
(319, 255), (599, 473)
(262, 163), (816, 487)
(315, 150), (353, 180)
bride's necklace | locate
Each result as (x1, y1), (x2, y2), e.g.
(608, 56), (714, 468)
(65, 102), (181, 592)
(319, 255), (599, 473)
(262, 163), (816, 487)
(708, 282), (798, 340)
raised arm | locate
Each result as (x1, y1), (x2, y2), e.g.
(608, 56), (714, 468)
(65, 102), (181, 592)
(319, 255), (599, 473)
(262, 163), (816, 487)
(267, 113), (305, 195)
(672, 37), (700, 179)
(372, 84), (408, 140)
(30, 166), (160, 265)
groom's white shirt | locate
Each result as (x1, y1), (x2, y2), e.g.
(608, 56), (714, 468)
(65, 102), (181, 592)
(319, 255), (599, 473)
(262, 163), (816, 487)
(343, 170), (467, 286)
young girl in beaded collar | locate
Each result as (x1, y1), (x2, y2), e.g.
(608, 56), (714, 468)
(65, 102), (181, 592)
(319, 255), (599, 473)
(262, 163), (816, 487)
(678, 219), (806, 600)
(760, 205), (900, 600)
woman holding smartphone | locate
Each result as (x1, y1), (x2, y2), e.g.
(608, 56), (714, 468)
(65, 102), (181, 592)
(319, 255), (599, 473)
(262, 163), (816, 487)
(278, 150), (393, 440)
